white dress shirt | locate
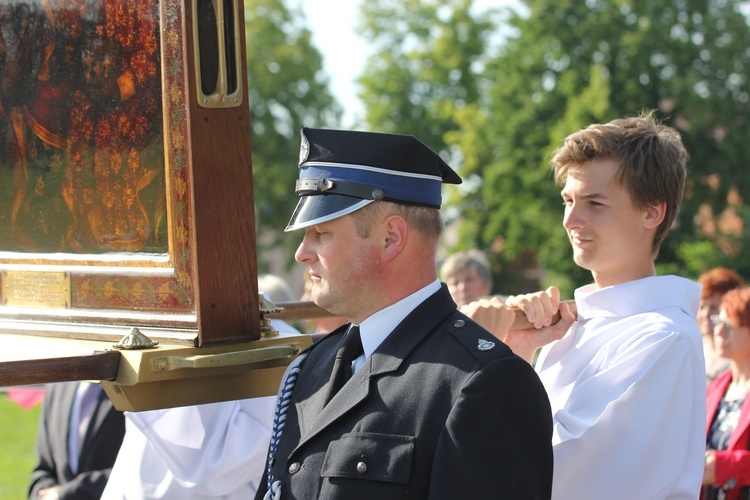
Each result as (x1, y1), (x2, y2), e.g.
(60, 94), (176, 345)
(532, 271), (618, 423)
(352, 279), (441, 373)
(68, 382), (101, 475)
(101, 319), (298, 499)
(535, 275), (705, 499)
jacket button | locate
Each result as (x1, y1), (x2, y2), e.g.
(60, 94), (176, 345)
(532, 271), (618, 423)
(454, 319), (465, 328)
(289, 462), (301, 474)
(356, 461), (367, 474)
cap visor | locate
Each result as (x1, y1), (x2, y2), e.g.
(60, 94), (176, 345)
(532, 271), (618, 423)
(285, 195), (373, 232)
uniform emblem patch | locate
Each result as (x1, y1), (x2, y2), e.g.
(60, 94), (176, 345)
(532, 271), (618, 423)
(477, 338), (496, 351)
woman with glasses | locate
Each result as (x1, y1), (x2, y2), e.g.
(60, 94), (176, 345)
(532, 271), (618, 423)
(703, 286), (750, 499)
(698, 268), (744, 383)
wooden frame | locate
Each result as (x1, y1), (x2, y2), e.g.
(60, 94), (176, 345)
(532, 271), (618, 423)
(0, 0), (259, 347)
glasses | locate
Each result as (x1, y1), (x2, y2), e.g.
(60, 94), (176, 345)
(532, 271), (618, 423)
(710, 315), (736, 335)
(699, 303), (720, 317)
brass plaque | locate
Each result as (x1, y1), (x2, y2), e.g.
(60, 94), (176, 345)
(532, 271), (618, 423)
(2, 271), (71, 309)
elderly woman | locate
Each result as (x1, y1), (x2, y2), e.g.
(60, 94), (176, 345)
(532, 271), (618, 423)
(698, 267), (744, 382)
(703, 286), (750, 499)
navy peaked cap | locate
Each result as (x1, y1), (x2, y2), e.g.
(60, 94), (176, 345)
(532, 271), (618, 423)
(285, 127), (461, 231)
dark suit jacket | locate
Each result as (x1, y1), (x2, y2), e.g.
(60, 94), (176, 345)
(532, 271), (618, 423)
(256, 285), (553, 499)
(29, 382), (126, 500)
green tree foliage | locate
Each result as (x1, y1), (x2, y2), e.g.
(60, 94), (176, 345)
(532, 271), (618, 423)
(484, 0), (750, 295)
(359, 0), (750, 296)
(244, 0), (341, 270)
(358, 0), (498, 153)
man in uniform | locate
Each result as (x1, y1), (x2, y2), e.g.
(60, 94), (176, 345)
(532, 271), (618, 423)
(256, 127), (553, 499)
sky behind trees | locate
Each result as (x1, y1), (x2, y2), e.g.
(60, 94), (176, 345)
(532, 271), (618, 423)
(297, 0), (522, 127)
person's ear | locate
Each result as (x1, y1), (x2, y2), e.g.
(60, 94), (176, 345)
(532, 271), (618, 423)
(382, 215), (408, 262)
(644, 201), (666, 229)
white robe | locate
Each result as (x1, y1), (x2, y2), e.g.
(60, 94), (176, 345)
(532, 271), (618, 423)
(102, 319), (296, 499)
(535, 275), (706, 499)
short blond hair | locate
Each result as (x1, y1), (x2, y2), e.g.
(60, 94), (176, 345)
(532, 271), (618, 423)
(350, 201), (443, 244)
(551, 111), (688, 255)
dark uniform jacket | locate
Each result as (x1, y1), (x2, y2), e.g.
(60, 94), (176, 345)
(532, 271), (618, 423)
(29, 382), (126, 500)
(256, 285), (553, 499)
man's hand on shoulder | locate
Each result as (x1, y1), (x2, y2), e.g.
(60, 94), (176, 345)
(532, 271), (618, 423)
(460, 296), (515, 340)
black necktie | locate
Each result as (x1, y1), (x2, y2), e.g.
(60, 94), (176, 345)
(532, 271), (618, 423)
(325, 325), (363, 405)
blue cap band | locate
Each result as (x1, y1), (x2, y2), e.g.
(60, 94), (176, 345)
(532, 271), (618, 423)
(298, 162), (443, 207)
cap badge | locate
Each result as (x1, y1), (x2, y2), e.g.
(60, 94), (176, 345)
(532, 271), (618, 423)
(477, 338), (496, 351)
(298, 133), (310, 164)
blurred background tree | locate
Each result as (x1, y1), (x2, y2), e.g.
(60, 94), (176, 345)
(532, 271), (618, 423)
(353, 0), (750, 297)
(245, 0), (342, 272)
(245, 0), (750, 297)
(357, 0), (497, 155)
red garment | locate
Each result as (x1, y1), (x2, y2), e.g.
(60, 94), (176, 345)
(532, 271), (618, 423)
(704, 370), (750, 499)
(6, 386), (45, 409)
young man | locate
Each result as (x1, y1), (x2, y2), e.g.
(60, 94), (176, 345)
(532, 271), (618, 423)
(440, 249), (494, 307)
(465, 113), (706, 499)
(256, 127), (554, 499)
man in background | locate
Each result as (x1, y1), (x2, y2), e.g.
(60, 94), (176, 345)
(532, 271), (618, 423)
(30, 381), (125, 500)
(440, 249), (494, 307)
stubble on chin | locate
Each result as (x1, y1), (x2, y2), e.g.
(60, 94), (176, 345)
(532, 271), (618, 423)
(309, 284), (326, 307)
(311, 284), (340, 316)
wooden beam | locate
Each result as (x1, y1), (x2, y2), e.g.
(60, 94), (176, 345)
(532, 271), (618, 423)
(0, 334), (120, 386)
(269, 300), (579, 330)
